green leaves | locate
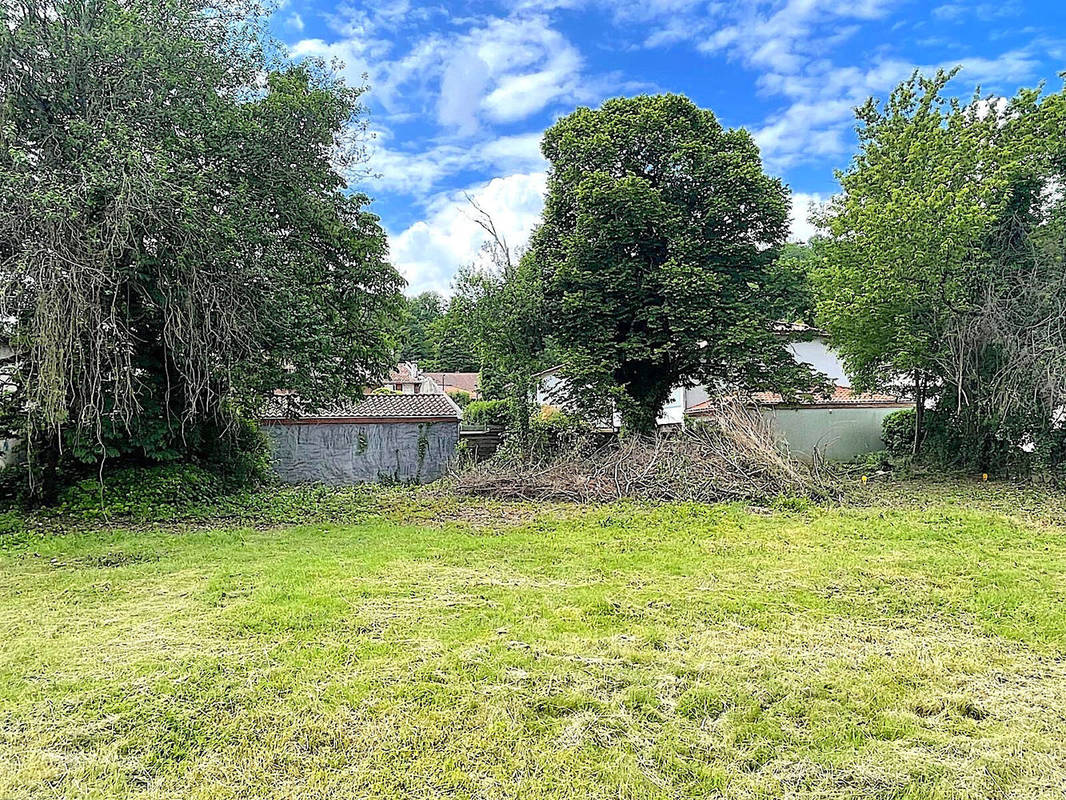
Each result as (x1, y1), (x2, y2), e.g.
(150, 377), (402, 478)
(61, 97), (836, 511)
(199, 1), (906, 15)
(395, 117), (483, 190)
(0, 0), (402, 478)
(530, 94), (812, 434)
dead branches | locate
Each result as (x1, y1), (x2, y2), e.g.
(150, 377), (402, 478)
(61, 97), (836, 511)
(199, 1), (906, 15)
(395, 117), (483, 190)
(456, 400), (835, 503)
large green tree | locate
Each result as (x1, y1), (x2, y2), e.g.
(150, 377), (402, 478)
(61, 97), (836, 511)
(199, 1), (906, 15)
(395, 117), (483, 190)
(399, 292), (445, 365)
(529, 94), (818, 434)
(0, 0), (403, 493)
(813, 70), (1066, 465)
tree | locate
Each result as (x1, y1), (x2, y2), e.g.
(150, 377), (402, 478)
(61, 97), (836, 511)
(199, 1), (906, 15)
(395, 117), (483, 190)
(399, 292), (445, 365)
(528, 94), (819, 434)
(426, 304), (480, 372)
(0, 0), (403, 495)
(769, 240), (824, 327)
(813, 70), (1066, 466)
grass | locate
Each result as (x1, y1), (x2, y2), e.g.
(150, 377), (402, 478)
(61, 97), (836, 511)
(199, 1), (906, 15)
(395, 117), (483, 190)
(2, 482), (1066, 798)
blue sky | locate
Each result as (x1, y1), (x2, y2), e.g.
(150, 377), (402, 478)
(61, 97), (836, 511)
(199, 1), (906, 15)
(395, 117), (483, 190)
(271, 0), (1066, 295)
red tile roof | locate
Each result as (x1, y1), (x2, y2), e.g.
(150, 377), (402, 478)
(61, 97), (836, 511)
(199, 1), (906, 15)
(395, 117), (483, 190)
(423, 371), (480, 396)
(686, 385), (910, 413)
(388, 363), (420, 383)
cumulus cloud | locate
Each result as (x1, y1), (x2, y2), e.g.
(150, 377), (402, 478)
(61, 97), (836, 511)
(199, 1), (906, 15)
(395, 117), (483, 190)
(285, 12), (304, 32)
(389, 172), (547, 295)
(363, 130), (547, 196)
(788, 192), (825, 242)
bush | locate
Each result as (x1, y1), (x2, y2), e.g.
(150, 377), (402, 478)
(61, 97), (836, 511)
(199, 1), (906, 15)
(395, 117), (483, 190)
(463, 399), (510, 429)
(447, 390), (472, 409)
(882, 409), (916, 456)
(525, 406), (590, 461)
(55, 463), (234, 519)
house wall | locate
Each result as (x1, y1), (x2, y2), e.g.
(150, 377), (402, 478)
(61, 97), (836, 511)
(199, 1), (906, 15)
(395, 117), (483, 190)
(264, 420), (459, 484)
(787, 336), (849, 387)
(762, 406), (906, 461)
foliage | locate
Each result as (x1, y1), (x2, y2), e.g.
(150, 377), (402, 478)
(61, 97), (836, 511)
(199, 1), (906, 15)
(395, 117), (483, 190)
(399, 292), (445, 365)
(426, 300), (480, 372)
(463, 399), (510, 429)
(813, 70), (1066, 469)
(449, 203), (551, 449)
(0, 0), (403, 496)
(398, 292), (480, 372)
(769, 239), (825, 326)
(881, 409), (917, 457)
(522, 406), (591, 462)
(529, 94), (822, 434)
(446, 390), (472, 409)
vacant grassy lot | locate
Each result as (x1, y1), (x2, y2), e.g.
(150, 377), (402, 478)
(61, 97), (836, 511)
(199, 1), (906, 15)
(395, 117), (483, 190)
(2, 487), (1066, 798)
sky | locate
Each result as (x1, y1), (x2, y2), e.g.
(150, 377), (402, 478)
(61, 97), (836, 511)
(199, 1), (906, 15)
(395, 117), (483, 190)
(271, 0), (1066, 296)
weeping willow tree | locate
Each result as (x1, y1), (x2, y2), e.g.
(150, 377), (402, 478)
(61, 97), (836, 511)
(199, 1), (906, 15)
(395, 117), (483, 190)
(0, 0), (404, 496)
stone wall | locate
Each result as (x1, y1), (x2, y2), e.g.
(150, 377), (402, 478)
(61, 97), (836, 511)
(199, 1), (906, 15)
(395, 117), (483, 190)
(264, 420), (459, 485)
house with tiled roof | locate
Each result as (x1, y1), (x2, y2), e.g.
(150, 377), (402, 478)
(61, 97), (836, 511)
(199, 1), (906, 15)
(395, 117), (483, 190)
(261, 392), (462, 485)
(533, 324), (913, 460)
(421, 371), (481, 399)
(381, 363), (481, 401)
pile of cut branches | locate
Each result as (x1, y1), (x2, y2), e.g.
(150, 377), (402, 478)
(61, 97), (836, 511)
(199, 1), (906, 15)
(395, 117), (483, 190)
(455, 401), (836, 503)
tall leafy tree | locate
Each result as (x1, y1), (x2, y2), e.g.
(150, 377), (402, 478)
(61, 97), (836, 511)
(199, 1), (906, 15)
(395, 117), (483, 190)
(529, 94), (818, 434)
(0, 0), (403, 493)
(813, 70), (1066, 464)
(399, 292), (445, 365)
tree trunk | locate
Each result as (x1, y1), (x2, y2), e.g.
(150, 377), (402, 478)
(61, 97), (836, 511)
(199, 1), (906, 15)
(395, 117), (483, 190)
(913, 372), (926, 457)
(32, 427), (61, 505)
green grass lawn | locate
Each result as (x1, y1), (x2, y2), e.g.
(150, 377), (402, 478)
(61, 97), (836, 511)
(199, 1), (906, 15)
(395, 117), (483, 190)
(2, 488), (1066, 798)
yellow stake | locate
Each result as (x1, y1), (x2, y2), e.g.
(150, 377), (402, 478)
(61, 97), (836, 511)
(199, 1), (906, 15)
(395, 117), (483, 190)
(862, 475), (868, 484)
(982, 473), (988, 482)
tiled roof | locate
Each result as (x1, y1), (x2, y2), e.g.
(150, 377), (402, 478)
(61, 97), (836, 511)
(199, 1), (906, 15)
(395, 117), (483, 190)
(262, 392), (461, 421)
(388, 363), (420, 383)
(423, 371), (480, 395)
(686, 385), (910, 413)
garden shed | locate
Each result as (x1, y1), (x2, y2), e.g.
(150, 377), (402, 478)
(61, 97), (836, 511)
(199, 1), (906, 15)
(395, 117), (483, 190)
(261, 393), (462, 485)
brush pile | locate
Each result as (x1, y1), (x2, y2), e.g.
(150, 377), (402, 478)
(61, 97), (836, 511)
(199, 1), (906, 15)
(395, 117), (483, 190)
(455, 400), (836, 503)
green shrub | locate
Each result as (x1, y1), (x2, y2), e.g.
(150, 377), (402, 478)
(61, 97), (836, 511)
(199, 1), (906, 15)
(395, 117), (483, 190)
(464, 399), (510, 429)
(447, 390), (472, 409)
(882, 409), (916, 456)
(55, 464), (234, 519)
(526, 406), (590, 460)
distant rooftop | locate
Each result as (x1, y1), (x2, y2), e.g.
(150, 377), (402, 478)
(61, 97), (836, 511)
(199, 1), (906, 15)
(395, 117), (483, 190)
(422, 371), (480, 395)
(687, 385), (910, 413)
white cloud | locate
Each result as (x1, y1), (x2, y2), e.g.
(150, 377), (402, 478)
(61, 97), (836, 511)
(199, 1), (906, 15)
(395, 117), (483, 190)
(751, 49), (1043, 170)
(390, 172), (548, 295)
(284, 12), (304, 32)
(788, 192), (824, 242)
(363, 130), (547, 196)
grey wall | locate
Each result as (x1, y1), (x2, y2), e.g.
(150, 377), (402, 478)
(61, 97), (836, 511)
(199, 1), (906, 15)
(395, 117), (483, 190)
(763, 406), (907, 461)
(264, 421), (458, 485)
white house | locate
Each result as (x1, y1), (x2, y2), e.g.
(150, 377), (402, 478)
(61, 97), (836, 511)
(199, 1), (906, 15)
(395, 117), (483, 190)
(384, 362), (443, 395)
(533, 325), (912, 460)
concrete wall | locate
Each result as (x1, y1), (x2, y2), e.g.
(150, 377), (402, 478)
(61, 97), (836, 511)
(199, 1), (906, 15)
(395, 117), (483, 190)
(763, 406), (905, 461)
(264, 420), (458, 485)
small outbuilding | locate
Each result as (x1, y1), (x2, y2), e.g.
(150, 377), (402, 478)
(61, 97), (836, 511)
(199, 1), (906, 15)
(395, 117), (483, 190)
(261, 393), (462, 485)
